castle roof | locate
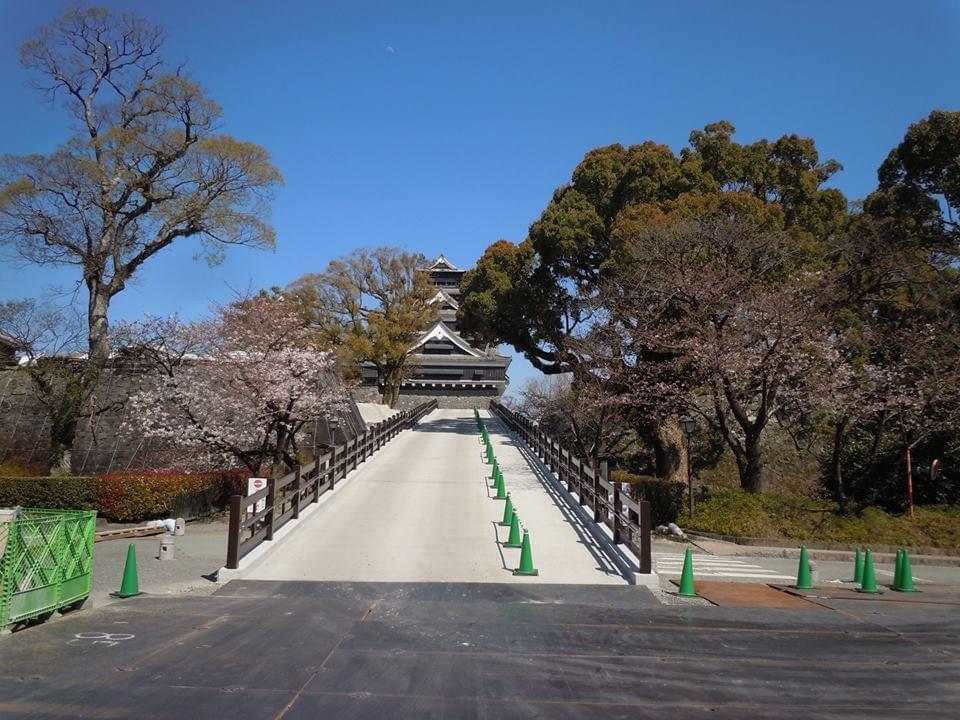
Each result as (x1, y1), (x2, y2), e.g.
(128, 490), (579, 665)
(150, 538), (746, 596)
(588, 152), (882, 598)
(425, 254), (461, 272)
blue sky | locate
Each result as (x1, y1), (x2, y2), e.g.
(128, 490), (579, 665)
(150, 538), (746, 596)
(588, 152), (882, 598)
(1, 1), (958, 394)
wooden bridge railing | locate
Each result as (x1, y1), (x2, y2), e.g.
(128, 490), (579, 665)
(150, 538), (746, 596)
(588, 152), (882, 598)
(490, 400), (652, 574)
(225, 399), (438, 569)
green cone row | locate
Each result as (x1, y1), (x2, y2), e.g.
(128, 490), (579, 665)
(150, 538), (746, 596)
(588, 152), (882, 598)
(893, 549), (917, 592)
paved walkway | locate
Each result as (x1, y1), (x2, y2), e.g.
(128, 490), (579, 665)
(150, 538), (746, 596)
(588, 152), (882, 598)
(244, 409), (624, 584)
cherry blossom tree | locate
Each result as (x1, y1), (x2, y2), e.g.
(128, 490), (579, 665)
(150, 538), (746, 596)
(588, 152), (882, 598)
(123, 296), (347, 475)
(582, 218), (846, 493)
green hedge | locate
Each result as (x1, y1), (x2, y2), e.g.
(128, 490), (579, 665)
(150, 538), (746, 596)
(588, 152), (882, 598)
(0, 472), (246, 522)
(0, 476), (95, 510)
(612, 471), (686, 526)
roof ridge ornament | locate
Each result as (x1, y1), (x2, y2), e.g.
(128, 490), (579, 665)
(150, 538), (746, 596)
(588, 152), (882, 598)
(427, 254), (461, 271)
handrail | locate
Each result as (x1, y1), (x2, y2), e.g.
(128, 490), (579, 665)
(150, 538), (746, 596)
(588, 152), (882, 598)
(489, 400), (652, 574)
(225, 398), (438, 569)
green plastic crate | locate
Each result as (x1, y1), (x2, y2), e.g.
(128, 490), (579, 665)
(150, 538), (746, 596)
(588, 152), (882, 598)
(1, 508), (96, 629)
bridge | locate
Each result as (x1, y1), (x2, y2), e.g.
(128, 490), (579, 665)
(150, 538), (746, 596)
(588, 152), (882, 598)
(1, 405), (957, 719)
(222, 404), (651, 586)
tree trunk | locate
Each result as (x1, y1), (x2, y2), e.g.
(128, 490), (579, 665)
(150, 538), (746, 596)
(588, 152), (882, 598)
(651, 418), (687, 483)
(741, 431), (764, 493)
(829, 419), (848, 511)
(87, 282), (112, 381)
(49, 412), (78, 476)
(381, 363), (404, 408)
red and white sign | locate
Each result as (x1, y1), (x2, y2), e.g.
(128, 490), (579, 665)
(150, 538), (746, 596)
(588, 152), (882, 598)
(247, 477), (268, 514)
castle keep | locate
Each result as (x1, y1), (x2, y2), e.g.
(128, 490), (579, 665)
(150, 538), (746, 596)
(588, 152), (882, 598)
(359, 255), (511, 408)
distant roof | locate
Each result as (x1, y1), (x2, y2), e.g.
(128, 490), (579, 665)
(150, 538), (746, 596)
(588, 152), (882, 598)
(409, 321), (482, 357)
(425, 254), (461, 272)
(428, 289), (460, 309)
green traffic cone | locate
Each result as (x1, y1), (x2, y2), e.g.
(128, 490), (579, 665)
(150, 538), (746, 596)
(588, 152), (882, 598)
(112, 544), (142, 599)
(500, 493), (514, 526)
(513, 530), (540, 576)
(504, 510), (522, 548)
(853, 547), (863, 584)
(677, 547), (697, 597)
(892, 549), (903, 589)
(486, 444), (494, 464)
(794, 545), (814, 590)
(490, 459), (499, 485)
(894, 550), (918, 592)
(494, 471), (508, 500)
(856, 548), (880, 594)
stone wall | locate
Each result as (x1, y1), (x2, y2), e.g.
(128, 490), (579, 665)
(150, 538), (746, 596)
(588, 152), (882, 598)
(0, 365), (157, 475)
(395, 386), (501, 410)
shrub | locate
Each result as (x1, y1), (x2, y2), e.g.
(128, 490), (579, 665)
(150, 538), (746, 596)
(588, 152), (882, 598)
(677, 489), (770, 537)
(0, 470), (249, 522)
(612, 471), (687, 526)
(0, 458), (49, 478)
(92, 473), (216, 521)
(679, 488), (960, 548)
(0, 476), (94, 510)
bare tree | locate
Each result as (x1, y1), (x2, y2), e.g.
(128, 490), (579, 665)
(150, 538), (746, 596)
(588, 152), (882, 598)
(0, 298), (89, 472)
(0, 7), (282, 468)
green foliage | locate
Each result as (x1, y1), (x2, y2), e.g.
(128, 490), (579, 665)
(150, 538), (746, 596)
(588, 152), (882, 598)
(680, 489), (960, 548)
(0, 472), (245, 522)
(287, 247), (438, 407)
(0, 476), (95, 510)
(612, 471), (686, 526)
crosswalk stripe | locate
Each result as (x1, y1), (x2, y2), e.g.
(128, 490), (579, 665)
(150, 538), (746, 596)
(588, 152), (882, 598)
(654, 553), (795, 580)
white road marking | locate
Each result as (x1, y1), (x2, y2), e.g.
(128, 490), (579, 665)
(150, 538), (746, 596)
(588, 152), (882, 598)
(655, 553), (795, 581)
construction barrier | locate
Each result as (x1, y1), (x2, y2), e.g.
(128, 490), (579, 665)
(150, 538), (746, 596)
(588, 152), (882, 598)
(1, 508), (96, 630)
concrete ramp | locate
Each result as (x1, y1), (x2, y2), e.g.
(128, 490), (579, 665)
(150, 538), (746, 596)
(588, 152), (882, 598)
(243, 409), (626, 584)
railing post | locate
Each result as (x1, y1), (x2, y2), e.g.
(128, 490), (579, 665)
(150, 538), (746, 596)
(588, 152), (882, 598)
(292, 465), (302, 520)
(639, 500), (652, 574)
(265, 477), (276, 541)
(312, 454), (321, 502)
(329, 444), (338, 490)
(578, 461), (588, 506)
(226, 494), (242, 569)
(613, 478), (623, 544)
(593, 462), (603, 523)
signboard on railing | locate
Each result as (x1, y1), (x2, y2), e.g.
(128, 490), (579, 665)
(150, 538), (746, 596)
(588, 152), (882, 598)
(247, 477), (268, 514)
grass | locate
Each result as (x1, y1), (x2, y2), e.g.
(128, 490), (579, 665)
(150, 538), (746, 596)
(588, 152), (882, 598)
(679, 489), (960, 549)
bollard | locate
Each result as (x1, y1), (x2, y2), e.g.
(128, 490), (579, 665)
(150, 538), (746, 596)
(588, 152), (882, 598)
(174, 518), (186, 537)
(159, 536), (176, 561)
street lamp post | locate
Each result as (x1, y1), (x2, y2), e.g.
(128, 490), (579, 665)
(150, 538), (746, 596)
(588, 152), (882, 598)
(680, 417), (696, 518)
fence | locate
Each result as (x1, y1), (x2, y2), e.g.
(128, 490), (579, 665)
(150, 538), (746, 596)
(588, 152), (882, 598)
(225, 399), (438, 569)
(490, 401), (652, 574)
(1, 508), (97, 629)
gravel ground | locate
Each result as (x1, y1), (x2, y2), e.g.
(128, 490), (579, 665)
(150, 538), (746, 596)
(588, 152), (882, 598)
(90, 518), (228, 608)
